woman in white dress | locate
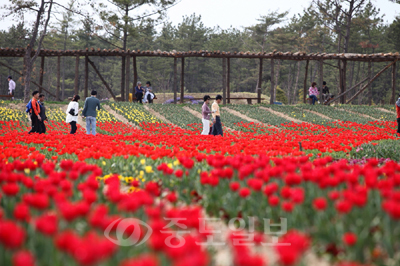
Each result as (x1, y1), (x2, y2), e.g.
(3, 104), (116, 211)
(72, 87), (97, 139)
(66, 95), (80, 134)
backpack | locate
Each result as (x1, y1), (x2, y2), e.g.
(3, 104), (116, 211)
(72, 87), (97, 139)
(25, 100), (32, 113)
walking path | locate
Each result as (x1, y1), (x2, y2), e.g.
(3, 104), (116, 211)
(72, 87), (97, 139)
(182, 106), (235, 132)
(143, 105), (177, 126)
(259, 106), (307, 124)
(103, 105), (138, 129)
(294, 106), (337, 121)
(223, 107), (278, 129)
(334, 107), (381, 121)
(376, 107), (392, 114)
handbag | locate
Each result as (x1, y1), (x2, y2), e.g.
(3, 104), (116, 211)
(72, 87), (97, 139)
(68, 108), (76, 116)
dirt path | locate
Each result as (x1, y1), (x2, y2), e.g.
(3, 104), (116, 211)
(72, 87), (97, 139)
(9, 103), (26, 112)
(259, 106), (307, 124)
(60, 105), (87, 129)
(223, 107), (278, 130)
(103, 105), (138, 129)
(143, 105), (174, 125)
(376, 107), (392, 114)
(182, 106), (235, 132)
(294, 107), (337, 121)
(334, 107), (381, 121)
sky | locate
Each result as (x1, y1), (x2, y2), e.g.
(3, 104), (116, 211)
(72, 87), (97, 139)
(0, 0), (399, 32)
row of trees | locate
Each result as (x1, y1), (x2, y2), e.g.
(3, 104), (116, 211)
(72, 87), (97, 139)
(0, 0), (399, 104)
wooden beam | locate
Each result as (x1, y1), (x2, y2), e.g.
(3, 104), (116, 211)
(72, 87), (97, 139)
(303, 60), (309, 104)
(126, 55), (130, 101)
(39, 56), (45, 93)
(342, 60), (347, 103)
(173, 57), (177, 104)
(346, 60), (398, 104)
(133, 56), (137, 97)
(270, 58), (275, 104)
(87, 58), (116, 101)
(180, 57), (184, 104)
(391, 61), (396, 105)
(227, 58), (231, 104)
(258, 58), (262, 104)
(327, 77), (368, 104)
(0, 60), (59, 99)
(74, 55), (79, 95)
(222, 58), (226, 105)
(84, 56), (88, 98)
(57, 56), (61, 101)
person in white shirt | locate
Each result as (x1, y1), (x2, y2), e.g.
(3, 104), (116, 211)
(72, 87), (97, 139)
(66, 95), (80, 134)
(8, 76), (15, 100)
(211, 95), (223, 136)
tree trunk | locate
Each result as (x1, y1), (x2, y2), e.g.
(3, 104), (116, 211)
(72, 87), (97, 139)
(293, 61), (301, 104)
(270, 59), (275, 104)
(286, 63), (292, 104)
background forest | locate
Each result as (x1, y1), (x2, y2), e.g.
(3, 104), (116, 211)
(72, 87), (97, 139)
(0, 0), (400, 104)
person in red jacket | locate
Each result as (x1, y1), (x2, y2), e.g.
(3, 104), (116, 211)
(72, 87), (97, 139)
(29, 91), (42, 134)
(396, 93), (400, 135)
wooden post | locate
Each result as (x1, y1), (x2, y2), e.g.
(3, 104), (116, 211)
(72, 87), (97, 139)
(303, 60), (309, 104)
(74, 55), (79, 95)
(319, 59), (323, 95)
(368, 61), (372, 105)
(56, 56), (60, 101)
(342, 60), (347, 103)
(346, 60), (397, 104)
(180, 57), (184, 103)
(87, 58), (116, 100)
(126, 55), (130, 101)
(173, 57), (177, 104)
(270, 58), (275, 104)
(84, 56), (88, 98)
(391, 61), (396, 105)
(227, 58), (231, 104)
(133, 56), (137, 97)
(222, 58), (226, 105)
(39, 56), (45, 93)
(121, 56), (125, 102)
(258, 58), (263, 104)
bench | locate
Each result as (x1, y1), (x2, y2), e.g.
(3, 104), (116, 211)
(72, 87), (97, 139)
(0, 95), (13, 99)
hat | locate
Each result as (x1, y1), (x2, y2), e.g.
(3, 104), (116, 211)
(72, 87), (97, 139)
(7, 76), (12, 79)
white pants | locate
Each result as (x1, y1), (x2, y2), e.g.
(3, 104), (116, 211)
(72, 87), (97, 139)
(201, 118), (210, 135)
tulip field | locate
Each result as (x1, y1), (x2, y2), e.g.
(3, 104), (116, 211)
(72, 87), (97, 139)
(1, 100), (400, 266)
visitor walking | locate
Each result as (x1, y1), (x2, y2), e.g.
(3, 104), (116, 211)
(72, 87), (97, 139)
(212, 95), (223, 136)
(82, 90), (101, 135)
(66, 95), (80, 134)
(396, 93), (400, 136)
(201, 95), (212, 135)
(38, 94), (47, 134)
(8, 76), (15, 100)
(28, 91), (41, 134)
(143, 81), (155, 104)
(135, 81), (145, 104)
(309, 82), (319, 105)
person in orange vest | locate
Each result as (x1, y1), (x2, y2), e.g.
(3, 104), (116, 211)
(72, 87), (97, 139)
(28, 91), (42, 134)
(396, 93), (400, 135)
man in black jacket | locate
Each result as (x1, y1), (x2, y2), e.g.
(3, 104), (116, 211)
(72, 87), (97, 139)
(38, 94), (47, 134)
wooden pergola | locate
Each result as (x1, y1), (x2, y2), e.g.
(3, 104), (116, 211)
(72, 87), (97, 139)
(0, 47), (398, 104)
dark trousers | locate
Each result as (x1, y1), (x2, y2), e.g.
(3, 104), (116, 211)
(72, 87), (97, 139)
(397, 118), (400, 134)
(29, 114), (41, 134)
(147, 93), (153, 104)
(70, 121), (77, 134)
(309, 95), (318, 105)
(39, 121), (46, 134)
(135, 92), (143, 103)
(212, 116), (223, 136)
